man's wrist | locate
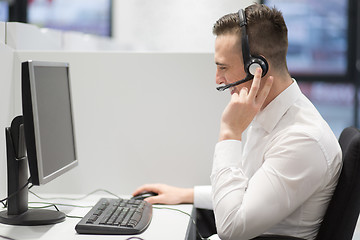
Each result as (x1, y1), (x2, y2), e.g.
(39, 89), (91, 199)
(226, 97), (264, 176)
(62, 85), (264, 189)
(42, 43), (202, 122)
(219, 130), (242, 141)
(181, 188), (194, 204)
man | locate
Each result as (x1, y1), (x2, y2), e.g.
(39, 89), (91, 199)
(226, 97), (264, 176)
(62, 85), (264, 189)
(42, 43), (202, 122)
(133, 4), (342, 240)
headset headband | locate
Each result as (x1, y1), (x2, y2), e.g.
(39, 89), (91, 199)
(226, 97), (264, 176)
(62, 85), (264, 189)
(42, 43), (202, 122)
(238, 9), (251, 68)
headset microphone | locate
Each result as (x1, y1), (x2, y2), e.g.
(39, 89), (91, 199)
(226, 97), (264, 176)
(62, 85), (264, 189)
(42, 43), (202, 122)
(216, 9), (268, 92)
(216, 75), (252, 91)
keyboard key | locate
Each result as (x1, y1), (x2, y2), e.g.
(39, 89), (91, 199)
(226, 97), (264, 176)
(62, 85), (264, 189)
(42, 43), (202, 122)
(127, 219), (137, 228)
(132, 212), (142, 223)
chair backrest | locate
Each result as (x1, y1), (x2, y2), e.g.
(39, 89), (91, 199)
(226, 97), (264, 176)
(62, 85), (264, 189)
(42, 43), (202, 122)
(316, 127), (360, 240)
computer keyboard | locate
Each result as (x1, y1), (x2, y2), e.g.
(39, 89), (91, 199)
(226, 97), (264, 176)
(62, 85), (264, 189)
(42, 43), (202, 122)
(75, 198), (152, 235)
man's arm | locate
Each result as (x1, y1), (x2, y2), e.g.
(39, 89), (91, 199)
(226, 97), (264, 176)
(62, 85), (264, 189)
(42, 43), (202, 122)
(132, 183), (194, 204)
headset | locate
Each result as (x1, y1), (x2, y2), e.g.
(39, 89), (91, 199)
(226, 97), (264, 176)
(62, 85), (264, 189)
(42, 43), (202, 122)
(216, 9), (269, 91)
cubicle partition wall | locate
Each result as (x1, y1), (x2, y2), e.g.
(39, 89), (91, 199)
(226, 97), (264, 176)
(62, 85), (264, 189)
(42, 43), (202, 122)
(0, 26), (15, 201)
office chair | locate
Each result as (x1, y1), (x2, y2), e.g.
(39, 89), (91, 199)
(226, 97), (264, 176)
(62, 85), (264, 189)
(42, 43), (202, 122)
(253, 126), (360, 240)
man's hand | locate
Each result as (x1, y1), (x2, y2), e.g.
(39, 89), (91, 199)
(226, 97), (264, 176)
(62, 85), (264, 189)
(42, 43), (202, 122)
(132, 184), (194, 205)
(219, 68), (273, 141)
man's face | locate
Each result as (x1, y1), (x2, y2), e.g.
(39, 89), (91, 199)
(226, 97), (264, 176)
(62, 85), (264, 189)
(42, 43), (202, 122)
(214, 33), (251, 95)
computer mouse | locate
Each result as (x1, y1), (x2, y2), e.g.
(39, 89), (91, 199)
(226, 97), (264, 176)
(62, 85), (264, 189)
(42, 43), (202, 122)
(131, 191), (158, 201)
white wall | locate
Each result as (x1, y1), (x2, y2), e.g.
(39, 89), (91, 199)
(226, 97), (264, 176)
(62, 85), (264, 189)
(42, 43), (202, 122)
(112, 0), (256, 52)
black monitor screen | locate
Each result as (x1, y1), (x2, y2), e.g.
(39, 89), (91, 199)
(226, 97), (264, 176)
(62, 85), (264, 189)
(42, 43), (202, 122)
(262, 0), (350, 81)
(33, 65), (76, 180)
(22, 61), (77, 186)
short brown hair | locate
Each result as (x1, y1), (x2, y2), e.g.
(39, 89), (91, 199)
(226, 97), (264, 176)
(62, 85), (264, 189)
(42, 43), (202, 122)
(213, 4), (288, 72)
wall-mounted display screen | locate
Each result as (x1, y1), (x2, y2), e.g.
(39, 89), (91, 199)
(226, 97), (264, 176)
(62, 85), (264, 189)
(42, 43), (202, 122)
(0, 1), (9, 21)
(262, 0), (353, 81)
(27, 0), (112, 36)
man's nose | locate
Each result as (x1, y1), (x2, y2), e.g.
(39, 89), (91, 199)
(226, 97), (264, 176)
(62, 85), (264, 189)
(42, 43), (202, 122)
(216, 70), (225, 85)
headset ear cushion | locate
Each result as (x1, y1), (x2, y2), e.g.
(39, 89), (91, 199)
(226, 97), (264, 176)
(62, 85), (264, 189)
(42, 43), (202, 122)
(248, 56), (268, 77)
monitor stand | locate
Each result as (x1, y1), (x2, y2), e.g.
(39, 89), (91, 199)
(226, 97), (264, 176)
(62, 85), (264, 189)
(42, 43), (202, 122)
(0, 116), (65, 225)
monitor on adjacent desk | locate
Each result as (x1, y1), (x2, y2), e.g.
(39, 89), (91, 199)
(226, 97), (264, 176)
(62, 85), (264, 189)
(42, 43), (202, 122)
(0, 60), (78, 226)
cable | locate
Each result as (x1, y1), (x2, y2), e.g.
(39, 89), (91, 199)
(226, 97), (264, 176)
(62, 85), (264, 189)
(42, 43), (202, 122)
(0, 178), (32, 208)
(28, 189), (122, 220)
(29, 201), (93, 208)
(28, 201), (94, 219)
(26, 201), (86, 219)
(29, 188), (121, 201)
(28, 203), (60, 212)
(28, 189), (119, 217)
(153, 206), (192, 218)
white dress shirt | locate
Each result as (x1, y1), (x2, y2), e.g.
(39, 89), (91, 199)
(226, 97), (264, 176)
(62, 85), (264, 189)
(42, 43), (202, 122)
(196, 81), (342, 240)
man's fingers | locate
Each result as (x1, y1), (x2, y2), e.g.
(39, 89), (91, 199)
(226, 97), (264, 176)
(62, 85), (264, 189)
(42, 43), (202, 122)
(239, 87), (248, 99)
(144, 195), (163, 204)
(248, 67), (262, 99)
(132, 184), (159, 196)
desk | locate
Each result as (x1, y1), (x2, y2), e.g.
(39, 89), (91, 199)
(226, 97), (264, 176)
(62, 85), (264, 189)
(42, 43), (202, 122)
(0, 194), (193, 240)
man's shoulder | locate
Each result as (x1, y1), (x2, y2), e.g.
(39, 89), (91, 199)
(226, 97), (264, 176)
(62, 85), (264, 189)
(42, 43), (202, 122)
(272, 119), (341, 164)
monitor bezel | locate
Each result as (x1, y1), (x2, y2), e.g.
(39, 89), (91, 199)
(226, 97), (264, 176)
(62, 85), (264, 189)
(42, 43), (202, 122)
(22, 60), (78, 186)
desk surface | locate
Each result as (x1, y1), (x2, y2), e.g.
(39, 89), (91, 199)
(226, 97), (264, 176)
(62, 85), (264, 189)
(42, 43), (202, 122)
(0, 194), (193, 240)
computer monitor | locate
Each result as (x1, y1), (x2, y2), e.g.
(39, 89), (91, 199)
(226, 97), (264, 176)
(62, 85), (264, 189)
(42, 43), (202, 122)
(0, 60), (78, 225)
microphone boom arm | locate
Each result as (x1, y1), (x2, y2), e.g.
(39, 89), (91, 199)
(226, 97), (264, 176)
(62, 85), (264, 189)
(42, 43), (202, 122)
(216, 75), (253, 91)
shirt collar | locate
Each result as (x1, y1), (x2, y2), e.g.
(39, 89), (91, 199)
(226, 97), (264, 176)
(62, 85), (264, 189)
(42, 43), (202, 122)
(252, 79), (302, 133)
